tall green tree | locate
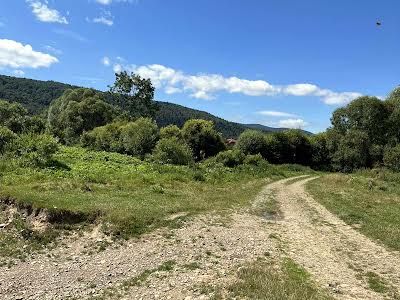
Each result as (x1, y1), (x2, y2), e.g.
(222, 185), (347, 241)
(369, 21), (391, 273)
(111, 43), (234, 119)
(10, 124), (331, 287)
(109, 71), (158, 118)
(47, 88), (118, 144)
(182, 119), (226, 161)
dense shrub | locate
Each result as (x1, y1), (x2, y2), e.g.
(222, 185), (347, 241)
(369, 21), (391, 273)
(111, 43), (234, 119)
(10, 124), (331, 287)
(236, 130), (267, 157)
(215, 150), (245, 168)
(0, 99), (45, 134)
(383, 145), (400, 172)
(8, 133), (59, 167)
(331, 130), (370, 172)
(182, 119), (226, 161)
(243, 153), (267, 167)
(160, 124), (183, 140)
(121, 118), (159, 158)
(285, 130), (313, 165)
(0, 126), (17, 154)
(47, 88), (119, 144)
(152, 137), (194, 165)
(309, 133), (331, 170)
(81, 122), (125, 153)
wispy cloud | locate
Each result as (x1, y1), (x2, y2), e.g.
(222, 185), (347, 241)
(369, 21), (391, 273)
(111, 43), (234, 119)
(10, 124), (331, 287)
(93, 16), (113, 26)
(256, 111), (298, 118)
(101, 56), (111, 66)
(0, 39), (58, 69)
(27, 1), (68, 24)
(88, 10), (114, 26)
(278, 118), (309, 129)
(102, 61), (362, 105)
(95, 0), (137, 5)
(44, 45), (63, 55)
(53, 29), (88, 42)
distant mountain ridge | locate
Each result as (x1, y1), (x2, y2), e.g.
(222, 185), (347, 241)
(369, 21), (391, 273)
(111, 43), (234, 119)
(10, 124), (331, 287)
(0, 74), (310, 137)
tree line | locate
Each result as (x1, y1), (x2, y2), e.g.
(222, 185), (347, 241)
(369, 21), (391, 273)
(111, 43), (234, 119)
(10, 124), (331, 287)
(1, 71), (400, 173)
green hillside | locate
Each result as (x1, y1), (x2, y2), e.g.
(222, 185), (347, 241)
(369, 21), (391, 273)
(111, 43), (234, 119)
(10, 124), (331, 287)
(0, 74), (298, 137)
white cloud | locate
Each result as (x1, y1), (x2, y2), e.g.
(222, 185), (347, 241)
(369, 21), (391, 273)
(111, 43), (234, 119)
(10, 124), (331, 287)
(0, 39), (58, 69)
(89, 10), (114, 26)
(93, 16), (113, 26)
(102, 56), (111, 66)
(95, 0), (112, 4)
(13, 70), (25, 77)
(278, 118), (309, 129)
(165, 86), (182, 94)
(44, 45), (62, 55)
(95, 0), (136, 4)
(27, 1), (68, 24)
(257, 111), (298, 118)
(102, 61), (362, 105)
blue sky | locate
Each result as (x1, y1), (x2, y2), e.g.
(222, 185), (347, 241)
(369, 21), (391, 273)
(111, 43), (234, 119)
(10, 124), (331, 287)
(0, 0), (399, 132)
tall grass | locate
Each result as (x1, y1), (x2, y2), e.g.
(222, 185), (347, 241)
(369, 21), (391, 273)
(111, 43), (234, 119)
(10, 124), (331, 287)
(229, 258), (333, 300)
(307, 169), (400, 251)
(0, 146), (314, 238)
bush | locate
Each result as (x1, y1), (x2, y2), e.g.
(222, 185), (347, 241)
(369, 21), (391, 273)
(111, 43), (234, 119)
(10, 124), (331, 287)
(243, 153), (267, 167)
(152, 137), (194, 165)
(81, 122), (125, 153)
(215, 150), (245, 168)
(383, 145), (400, 172)
(160, 125), (183, 140)
(182, 119), (226, 161)
(236, 130), (267, 157)
(8, 133), (59, 167)
(332, 130), (370, 172)
(121, 118), (159, 158)
(285, 130), (313, 165)
(0, 126), (17, 154)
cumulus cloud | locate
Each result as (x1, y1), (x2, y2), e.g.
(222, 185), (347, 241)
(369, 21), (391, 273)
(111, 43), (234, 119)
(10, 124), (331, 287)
(256, 111), (298, 118)
(102, 60), (362, 105)
(27, 1), (68, 24)
(278, 118), (309, 129)
(0, 39), (58, 69)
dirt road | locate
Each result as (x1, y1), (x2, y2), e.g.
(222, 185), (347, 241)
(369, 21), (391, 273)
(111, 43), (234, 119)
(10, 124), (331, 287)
(1, 176), (400, 299)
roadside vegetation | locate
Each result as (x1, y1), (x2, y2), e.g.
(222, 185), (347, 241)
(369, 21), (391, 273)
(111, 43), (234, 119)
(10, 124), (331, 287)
(228, 257), (333, 300)
(307, 170), (400, 251)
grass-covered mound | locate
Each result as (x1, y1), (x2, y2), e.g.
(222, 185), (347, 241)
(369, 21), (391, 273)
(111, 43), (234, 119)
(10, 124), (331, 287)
(0, 146), (313, 238)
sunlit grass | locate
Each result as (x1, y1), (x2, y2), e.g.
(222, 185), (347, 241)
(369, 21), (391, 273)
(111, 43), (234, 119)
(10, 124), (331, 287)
(307, 170), (400, 251)
(0, 146), (313, 238)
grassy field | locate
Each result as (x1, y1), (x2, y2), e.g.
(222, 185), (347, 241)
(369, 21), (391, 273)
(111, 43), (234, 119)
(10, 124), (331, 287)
(0, 146), (313, 240)
(228, 257), (333, 300)
(307, 170), (400, 251)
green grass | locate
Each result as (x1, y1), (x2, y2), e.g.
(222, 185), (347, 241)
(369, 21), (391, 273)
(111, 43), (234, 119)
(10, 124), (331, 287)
(0, 146), (313, 242)
(228, 258), (333, 300)
(307, 170), (400, 251)
(364, 271), (388, 294)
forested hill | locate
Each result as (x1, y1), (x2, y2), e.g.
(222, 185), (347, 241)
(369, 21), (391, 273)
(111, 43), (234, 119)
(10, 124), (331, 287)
(0, 74), (304, 137)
